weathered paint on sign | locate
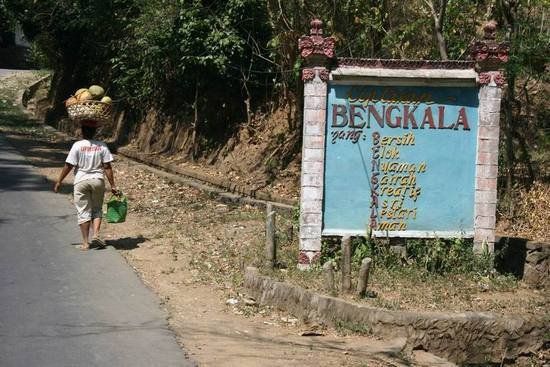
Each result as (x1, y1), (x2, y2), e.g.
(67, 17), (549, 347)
(323, 84), (479, 237)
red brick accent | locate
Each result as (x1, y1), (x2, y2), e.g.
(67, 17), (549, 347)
(303, 109), (326, 123)
(478, 126), (500, 139)
(476, 164), (498, 179)
(475, 190), (498, 204)
(475, 215), (496, 228)
(476, 177), (498, 191)
(478, 138), (499, 153)
(304, 136), (325, 149)
(477, 152), (498, 165)
(475, 202), (497, 217)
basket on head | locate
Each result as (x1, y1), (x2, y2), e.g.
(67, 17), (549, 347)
(67, 100), (113, 124)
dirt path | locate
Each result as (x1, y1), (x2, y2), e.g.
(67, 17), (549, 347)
(0, 74), (412, 366)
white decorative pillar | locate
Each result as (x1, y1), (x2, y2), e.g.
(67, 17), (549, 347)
(297, 19), (335, 269)
(471, 21), (509, 251)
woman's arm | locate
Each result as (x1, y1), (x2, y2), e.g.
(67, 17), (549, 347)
(103, 162), (118, 194)
(54, 163), (73, 193)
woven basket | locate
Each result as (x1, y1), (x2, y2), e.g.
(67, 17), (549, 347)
(67, 100), (113, 123)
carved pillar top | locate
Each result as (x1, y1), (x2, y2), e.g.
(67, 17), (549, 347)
(470, 21), (510, 72)
(298, 19), (336, 65)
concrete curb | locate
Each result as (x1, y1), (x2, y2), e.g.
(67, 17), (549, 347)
(117, 146), (297, 212)
(244, 267), (549, 365)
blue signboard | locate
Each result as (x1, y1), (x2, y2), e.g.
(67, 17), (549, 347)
(323, 84), (479, 237)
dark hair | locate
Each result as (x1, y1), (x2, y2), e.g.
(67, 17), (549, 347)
(81, 125), (97, 139)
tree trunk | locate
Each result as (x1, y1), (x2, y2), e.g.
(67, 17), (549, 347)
(425, 0), (449, 60)
(434, 17), (449, 60)
(498, 0), (520, 214)
(191, 79), (199, 161)
(503, 74), (516, 214)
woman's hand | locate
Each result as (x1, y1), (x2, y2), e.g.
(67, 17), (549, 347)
(54, 181), (61, 193)
(111, 187), (120, 196)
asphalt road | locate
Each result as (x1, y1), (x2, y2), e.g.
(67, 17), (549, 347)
(0, 135), (195, 366)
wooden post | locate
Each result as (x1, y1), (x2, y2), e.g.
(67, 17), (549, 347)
(356, 257), (372, 298)
(341, 236), (352, 292)
(265, 203), (276, 268)
(322, 261), (335, 296)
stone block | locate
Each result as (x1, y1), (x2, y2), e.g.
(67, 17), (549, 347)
(522, 262), (549, 288)
(300, 199), (322, 213)
(479, 86), (503, 100)
(478, 138), (499, 153)
(526, 241), (549, 251)
(478, 126), (500, 140)
(300, 212), (322, 227)
(301, 173), (323, 187)
(300, 224), (322, 239)
(304, 96), (327, 110)
(300, 237), (322, 251)
(302, 161), (324, 174)
(303, 148), (324, 162)
(304, 82), (328, 97)
(474, 228), (496, 243)
(479, 100), (502, 115)
(476, 177), (497, 191)
(526, 250), (548, 264)
(303, 135), (325, 149)
(475, 202), (497, 218)
(302, 186), (323, 201)
(475, 190), (497, 204)
(475, 215), (496, 229)
(479, 112), (501, 127)
(476, 152), (498, 165)
(476, 164), (498, 179)
(303, 122), (322, 136)
(303, 109), (326, 124)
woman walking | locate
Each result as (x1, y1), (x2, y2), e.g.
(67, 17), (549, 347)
(54, 120), (118, 250)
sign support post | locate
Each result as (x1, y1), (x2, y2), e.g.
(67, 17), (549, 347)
(471, 21), (509, 251)
(297, 19), (335, 269)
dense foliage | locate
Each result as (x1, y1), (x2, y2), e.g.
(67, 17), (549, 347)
(3, 0), (549, 196)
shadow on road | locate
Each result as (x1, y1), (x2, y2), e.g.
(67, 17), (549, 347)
(107, 236), (148, 250)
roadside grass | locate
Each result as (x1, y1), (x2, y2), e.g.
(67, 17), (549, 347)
(256, 222), (547, 315)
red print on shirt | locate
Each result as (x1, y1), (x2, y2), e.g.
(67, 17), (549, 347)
(80, 146), (102, 152)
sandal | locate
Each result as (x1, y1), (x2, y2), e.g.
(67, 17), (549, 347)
(76, 244), (90, 251)
(91, 237), (106, 249)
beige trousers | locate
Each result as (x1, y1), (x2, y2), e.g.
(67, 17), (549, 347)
(74, 178), (105, 224)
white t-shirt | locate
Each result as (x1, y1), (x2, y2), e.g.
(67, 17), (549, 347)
(66, 139), (114, 185)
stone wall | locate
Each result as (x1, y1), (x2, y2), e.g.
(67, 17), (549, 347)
(244, 267), (548, 365)
(523, 241), (549, 288)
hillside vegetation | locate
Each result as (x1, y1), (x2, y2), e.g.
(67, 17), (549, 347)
(2, 0), (548, 233)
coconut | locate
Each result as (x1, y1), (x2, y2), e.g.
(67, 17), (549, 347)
(65, 96), (78, 107)
(88, 85), (105, 99)
(77, 90), (93, 102)
(75, 88), (88, 97)
(100, 96), (112, 104)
